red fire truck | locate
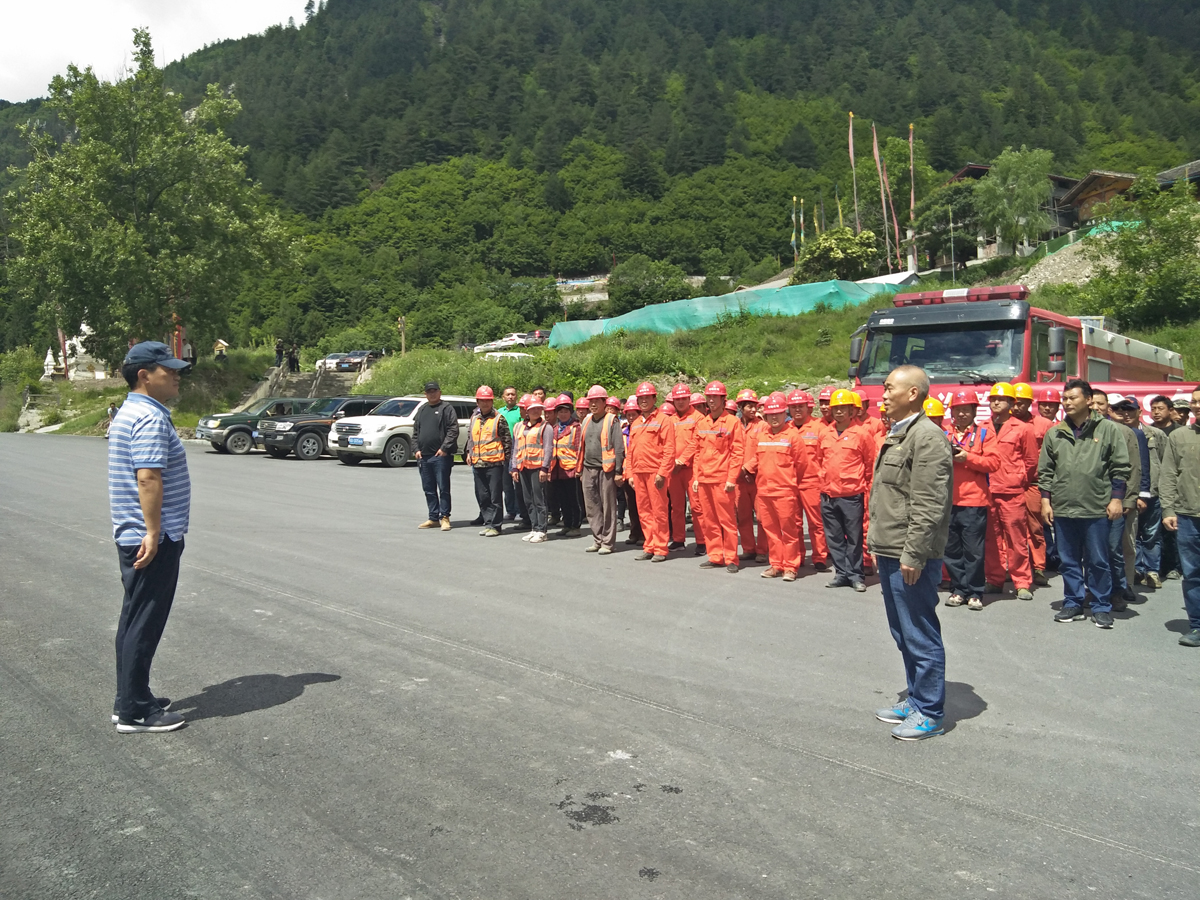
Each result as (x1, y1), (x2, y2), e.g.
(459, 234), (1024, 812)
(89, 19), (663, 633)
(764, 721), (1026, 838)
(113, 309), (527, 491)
(847, 285), (1190, 422)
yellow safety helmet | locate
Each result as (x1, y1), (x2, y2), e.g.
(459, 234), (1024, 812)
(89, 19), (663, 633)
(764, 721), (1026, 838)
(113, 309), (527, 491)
(1013, 382), (1034, 400)
(830, 388), (862, 408)
(923, 397), (946, 418)
(988, 382), (1017, 399)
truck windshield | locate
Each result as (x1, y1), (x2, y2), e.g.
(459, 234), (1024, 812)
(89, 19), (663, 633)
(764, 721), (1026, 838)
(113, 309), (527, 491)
(859, 324), (1023, 383)
(369, 399), (420, 417)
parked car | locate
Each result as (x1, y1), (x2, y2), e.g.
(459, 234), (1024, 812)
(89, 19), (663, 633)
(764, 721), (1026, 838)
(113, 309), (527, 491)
(316, 353), (349, 372)
(196, 397), (320, 455)
(472, 332), (531, 353)
(259, 395), (390, 460)
(330, 395), (477, 467)
(527, 329), (549, 345)
(336, 350), (372, 372)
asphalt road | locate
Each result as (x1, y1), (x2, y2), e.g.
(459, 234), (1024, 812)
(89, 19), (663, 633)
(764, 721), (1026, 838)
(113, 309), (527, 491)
(2, 433), (1198, 900)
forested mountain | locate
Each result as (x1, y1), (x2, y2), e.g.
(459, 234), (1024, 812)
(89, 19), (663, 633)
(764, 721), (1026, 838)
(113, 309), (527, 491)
(5, 0), (1200, 353)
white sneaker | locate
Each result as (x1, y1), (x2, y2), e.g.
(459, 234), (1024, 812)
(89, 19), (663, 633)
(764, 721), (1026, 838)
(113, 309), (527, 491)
(530, 531), (547, 543)
(521, 532), (534, 542)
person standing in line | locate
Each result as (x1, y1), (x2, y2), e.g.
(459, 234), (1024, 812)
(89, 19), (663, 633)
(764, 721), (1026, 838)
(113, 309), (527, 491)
(693, 381), (745, 573)
(1111, 397), (1158, 594)
(817, 386), (835, 427)
(1035, 388), (1063, 572)
(1158, 385), (1200, 647)
(1152, 395), (1184, 579)
(869, 365), (954, 741)
(550, 394), (584, 537)
(734, 390), (766, 563)
(667, 385), (701, 553)
(853, 391), (884, 576)
(287, 343), (300, 373)
(511, 396), (553, 543)
(108, 341), (193, 733)
(1013, 383), (1053, 584)
(619, 396), (643, 546)
(274, 338), (285, 369)
(815, 389), (876, 592)
(942, 391), (999, 611)
(1097, 390), (1142, 610)
(744, 393), (810, 581)
(1132, 397), (1168, 590)
(627, 383), (676, 562)
(787, 390), (829, 571)
(981, 382), (1039, 601)
(498, 386), (524, 525)
(1039, 379), (1131, 629)
(577, 386), (626, 554)
(1173, 398), (1192, 427)
(413, 381), (460, 531)
(463, 386), (511, 537)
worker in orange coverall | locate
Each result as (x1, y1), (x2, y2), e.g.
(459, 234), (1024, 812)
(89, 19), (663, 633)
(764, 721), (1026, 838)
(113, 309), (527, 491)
(983, 382), (1039, 600)
(627, 382), (676, 562)
(693, 381), (745, 572)
(667, 384), (701, 553)
(745, 393), (811, 581)
(1013, 382), (1057, 585)
(735, 389), (766, 561)
(787, 389), (829, 571)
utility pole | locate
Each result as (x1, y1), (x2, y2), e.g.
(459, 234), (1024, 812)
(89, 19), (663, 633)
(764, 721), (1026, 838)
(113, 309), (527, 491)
(948, 206), (956, 286)
(397, 315), (406, 356)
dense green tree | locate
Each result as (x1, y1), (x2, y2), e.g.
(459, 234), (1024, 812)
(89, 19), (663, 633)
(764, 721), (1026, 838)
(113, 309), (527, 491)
(789, 228), (879, 283)
(914, 180), (982, 266)
(1079, 173), (1200, 328)
(6, 31), (289, 364)
(606, 254), (692, 315)
(974, 146), (1054, 254)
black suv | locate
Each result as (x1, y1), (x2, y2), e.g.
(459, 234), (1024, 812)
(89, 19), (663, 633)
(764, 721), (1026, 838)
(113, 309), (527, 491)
(259, 396), (389, 460)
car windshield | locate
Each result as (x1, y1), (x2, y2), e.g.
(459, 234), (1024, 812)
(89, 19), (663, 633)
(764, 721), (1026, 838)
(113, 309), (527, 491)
(327, 353), (348, 360)
(858, 324), (1023, 383)
(245, 398), (279, 415)
(309, 398), (345, 415)
(368, 399), (421, 417)
(347, 351), (368, 358)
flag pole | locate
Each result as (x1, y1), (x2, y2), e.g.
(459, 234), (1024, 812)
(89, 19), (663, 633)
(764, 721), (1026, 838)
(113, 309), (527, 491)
(872, 122), (892, 273)
(909, 123), (917, 272)
(849, 112), (861, 233)
(800, 198), (805, 248)
(791, 196), (798, 266)
(836, 183), (844, 229)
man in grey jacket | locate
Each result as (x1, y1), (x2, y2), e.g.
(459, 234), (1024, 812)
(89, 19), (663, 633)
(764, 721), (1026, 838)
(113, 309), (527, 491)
(1159, 385), (1200, 647)
(868, 365), (954, 741)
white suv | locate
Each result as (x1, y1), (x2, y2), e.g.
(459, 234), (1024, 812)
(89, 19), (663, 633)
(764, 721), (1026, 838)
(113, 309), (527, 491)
(329, 395), (478, 467)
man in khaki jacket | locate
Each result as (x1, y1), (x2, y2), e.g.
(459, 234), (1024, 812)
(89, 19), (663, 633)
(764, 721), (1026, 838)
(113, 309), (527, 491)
(1159, 385), (1200, 647)
(868, 365), (954, 741)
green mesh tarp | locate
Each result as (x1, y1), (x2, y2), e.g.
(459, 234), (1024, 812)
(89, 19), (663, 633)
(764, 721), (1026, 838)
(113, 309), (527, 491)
(549, 279), (901, 348)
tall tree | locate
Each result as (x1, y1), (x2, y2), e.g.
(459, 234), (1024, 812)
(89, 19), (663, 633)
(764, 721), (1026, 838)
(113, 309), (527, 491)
(974, 146), (1054, 254)
(7, 30), (290, 364)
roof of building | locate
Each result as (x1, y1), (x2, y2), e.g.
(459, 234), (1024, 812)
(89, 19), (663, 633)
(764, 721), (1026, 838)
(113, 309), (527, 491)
(1059, 170), (1137, 207)
(947, 163), (1077, 190)
(1157, 159), (1200, 185)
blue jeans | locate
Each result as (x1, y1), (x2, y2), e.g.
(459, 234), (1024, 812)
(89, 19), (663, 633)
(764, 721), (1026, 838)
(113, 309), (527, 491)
(418, 454), (453, 520)
(115, 538), (184, 721)
(877, 555), (946, 720)
(1108, 514), (1129, 592)
(1055, 517), (1112, 613)
(1135, 497), (1162, 575)
(1177, 515), (1200, 630)
(1044, 521), (1061, 569)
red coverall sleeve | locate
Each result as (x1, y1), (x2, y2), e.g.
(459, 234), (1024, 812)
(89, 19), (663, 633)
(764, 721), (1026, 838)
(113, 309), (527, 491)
(791, 436), (809, 483)
(961, 432), (1001, 473)
(676, 418), (696, 466)
(726, 423), (746, 484)
(1022, 427), (1039, 485)
(861, 431), (878, 489)
(743, 432), (759, 474)
(657, 417), (676, 478)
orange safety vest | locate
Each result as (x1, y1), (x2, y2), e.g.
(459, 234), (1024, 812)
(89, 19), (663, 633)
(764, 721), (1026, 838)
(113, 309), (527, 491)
(577, 413), (617, 474)
(469, 413), (506, 465)
(514, 421), (549, 470)
(553, 421), (582, 473)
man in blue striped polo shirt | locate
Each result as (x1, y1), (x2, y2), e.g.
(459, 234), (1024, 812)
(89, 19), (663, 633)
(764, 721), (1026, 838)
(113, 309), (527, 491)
(109, 341), (192, 733)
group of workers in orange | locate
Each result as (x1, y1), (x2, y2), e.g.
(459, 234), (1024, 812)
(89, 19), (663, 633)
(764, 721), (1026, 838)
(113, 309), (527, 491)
(495, 379), (1060, 603)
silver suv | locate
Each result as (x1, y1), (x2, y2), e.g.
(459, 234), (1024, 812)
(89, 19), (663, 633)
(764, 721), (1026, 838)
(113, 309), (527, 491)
(329, 395), (478, 467)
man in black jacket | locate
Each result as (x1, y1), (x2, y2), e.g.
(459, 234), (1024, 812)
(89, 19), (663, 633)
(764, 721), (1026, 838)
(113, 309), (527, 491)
(414, 382), (460, 531)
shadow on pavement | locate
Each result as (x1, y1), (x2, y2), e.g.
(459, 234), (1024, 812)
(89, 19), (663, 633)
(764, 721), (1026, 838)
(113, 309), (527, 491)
(1164, 619), (1193, 635)
(171, 673), (341, 721)
(944, 681), (987, 734)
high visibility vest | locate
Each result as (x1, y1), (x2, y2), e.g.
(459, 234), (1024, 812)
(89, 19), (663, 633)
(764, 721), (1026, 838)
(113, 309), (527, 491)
(554, 422), (581, 473)
(577, 412), (618, 474)
(514, 421), (548, 470)
(469, 413), (506, 465)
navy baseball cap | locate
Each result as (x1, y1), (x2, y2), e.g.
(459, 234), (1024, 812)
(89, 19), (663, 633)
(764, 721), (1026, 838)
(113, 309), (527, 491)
(123, 341), (190, 370)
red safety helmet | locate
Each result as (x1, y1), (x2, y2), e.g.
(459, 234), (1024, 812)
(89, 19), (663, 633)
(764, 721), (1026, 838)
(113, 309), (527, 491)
(705, 380), (728, 397)
(526, 396), (544, 410)
(623, 397), (638, 412)
(1038, 387), (1061, 404)
(576, 396), (589, 411)
(543, 397), (558, 412)
(554, 393), (571, 407)
(762, 396), (788, 415)
(787, 389), (813, 406)
(950, 390), (977, 408)
(854, 391), (869, 408)
(661, 401), (677, 416)
(585, 384), (609, 401)
(605, 395), (621, 409)
(690, 392), (706, 406)
(818, 386), (834, 402)
(736, 389), (759, 404)
(725, 399), (738, 413)
(669, 383), (691, 401)
(636, 381), (658, 397)
(518, 393), (532, 409)
(475, 385), (494, 400)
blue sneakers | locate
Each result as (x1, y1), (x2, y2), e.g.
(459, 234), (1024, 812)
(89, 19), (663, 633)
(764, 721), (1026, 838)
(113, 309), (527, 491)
(891, 710), (945, 741)
(874, 697), (915, 724)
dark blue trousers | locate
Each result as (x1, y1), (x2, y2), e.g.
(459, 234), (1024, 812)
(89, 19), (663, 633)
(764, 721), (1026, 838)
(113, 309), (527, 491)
(877, 555), (946, 720)
(115, 538), (183, 721)
(1055, 517), (1112, 614)
(1177, 515), (1200, 630)
(418, 454), (453, 520)
(1136, 497), (1162, 576)
(473, 465), (505, 528)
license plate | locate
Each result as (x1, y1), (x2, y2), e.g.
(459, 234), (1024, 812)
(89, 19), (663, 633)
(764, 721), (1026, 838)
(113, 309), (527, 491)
(252, 431), (259, 438)
(348, 437), (364, 446)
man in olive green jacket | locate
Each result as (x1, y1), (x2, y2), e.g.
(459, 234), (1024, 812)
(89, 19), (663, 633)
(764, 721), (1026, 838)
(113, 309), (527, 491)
(1158, 385), (1200, 647)
(1038, 380), (1132, 629)
(868, 365), (954, 741)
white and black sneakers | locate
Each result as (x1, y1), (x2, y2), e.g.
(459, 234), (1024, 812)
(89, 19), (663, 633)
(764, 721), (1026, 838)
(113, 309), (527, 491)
(115, 709), (186, 733)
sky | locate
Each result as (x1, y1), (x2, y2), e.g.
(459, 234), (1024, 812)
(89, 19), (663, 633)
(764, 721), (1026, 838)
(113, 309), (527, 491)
(1, 1), (307, 104)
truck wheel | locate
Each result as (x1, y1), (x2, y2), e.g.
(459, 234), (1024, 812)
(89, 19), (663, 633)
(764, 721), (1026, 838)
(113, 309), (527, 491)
(295, 432), (324, 460)
(265, 447), (290, 459)
(211, 441), (225, 453)
(337, 452), (362, 466)
(381, 436), (411, 468)
(225, 431), (254, 455)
